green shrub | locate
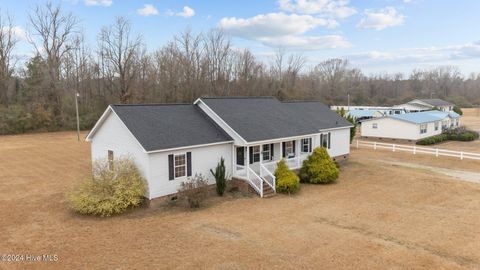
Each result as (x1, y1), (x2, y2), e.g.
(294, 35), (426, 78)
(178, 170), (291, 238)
(453, 105), (463, 116)
(337, 108), (357, 143)
(210, 157), (227, 196)
(178, 174), (209, 208)
(300, 147), (339, 184)
(417, 127), (479, 145)
(67, 157), (147, 217)
(416, 134), (449, 145)
(274, 159), (300, 194)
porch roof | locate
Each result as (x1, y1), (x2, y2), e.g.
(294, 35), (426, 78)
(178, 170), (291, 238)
(200, 97), (352, 143)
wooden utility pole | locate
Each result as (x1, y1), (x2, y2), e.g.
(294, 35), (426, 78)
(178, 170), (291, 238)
(75, 92), (80, 141)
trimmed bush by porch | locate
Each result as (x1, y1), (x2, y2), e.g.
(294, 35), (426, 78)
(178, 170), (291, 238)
(300, 147), (339, 184)
(274, 159), (300, 194)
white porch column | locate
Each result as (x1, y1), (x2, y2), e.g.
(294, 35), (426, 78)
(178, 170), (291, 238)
(246, 146), (250, 179)
(279, 142), (283, 160)
(232, 144), (235, 175)
(296, 139), (301, 167)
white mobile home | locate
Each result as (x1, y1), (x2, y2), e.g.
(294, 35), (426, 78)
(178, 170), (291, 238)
(86, 97), (353, 199)
(361, 110), (461, 141)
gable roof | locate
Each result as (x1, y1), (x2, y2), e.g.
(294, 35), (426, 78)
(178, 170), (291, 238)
(388, 110), (457, 124)
(108, 104), (232, 152)
(411, 99), (453, 107)
(199, 97), (352, 142)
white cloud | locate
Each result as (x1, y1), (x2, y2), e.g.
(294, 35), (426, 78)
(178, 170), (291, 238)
(348, 42), (480, 68)
(219, 12), (348, 51)
(85, 0), (112, 7)
(357, 7), (405, 30)
(220, 12), (337, 39)
(1, 26), (27, 41)
(278, 0), (356, 18)
(166, 6), (195, 18)
(260, 35), (351, 50)
(137, 4), (159, 16)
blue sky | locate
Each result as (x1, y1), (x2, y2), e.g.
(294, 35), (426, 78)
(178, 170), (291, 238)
(2, 0), (480, 75)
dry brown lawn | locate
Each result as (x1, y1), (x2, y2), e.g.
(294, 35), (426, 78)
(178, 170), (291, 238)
(1, 129), (480, 269)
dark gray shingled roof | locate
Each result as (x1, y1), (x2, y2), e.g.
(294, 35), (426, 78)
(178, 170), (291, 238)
(282, 101), (353, 130)
(200, 97), (352, 142)
(416, 99), (453, 107)
(111, 104), (232, 152)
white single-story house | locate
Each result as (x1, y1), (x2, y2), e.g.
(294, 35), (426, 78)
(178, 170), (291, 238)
(86, 97), (353, 199)
(360, 110), (461, 141)
(394, 98), (454, 113)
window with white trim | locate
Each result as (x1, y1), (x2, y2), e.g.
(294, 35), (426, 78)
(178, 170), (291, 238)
(320, 133), (331, 149)
(420, 124), (427, 134)
(372, 123), (378, 129)
(262, 144), (271, 161)
(434, 121), (439, 131)
(252, 145), (261, 162)
(174, 153), (186, 178)
(108, 150), (114, 171)
(285, 141), (294, 158)
(301, 138), (310, 153)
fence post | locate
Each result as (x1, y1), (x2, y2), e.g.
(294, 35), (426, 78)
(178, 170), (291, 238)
(374, 142), (377, 150)
(413, 145), (416, 155)
(461, 152), (464, 160)
(436, 148), (439, 157)
(392, 144), (396, 152)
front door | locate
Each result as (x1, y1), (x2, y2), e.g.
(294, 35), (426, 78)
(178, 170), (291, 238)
(236, 147), (245, 166)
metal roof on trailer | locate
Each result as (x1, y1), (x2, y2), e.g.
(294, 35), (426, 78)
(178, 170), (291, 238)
(413, 99), (453, 107)
(389, 110), (458, 124)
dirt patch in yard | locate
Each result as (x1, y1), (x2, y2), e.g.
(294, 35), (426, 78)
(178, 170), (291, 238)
(378, 160), (480, 183)
(1, 131), (480, 269)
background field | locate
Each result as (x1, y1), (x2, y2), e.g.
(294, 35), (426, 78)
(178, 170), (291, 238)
(0, 110), (479, 269)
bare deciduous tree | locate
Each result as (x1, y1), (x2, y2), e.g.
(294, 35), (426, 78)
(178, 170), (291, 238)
(0, 11), (18, 104)
(28, 2), (79, 122)
(98, 16), (142, 103)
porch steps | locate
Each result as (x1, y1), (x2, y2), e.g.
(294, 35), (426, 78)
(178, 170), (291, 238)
(262, 183), (275, 198)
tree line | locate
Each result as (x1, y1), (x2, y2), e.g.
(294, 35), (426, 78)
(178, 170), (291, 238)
(0, 3), (479, 135)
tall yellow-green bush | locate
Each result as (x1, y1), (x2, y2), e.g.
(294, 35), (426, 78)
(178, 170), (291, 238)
(274, 159), (300, 194)
(300, 147), (339, 184)
(67, 157), (147, 217)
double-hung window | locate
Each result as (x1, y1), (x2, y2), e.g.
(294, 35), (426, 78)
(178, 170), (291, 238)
(262, 144), (271, 161)
(252, 146), (261, 162)
(420, 124), (427, 134)
(434, 121), (439, 131)
(320, 133), (331, 149)
(174, 154), (186, 178)
(285, 141), (294, 158)
(372, 123), (378, 129)
(301, 138), (311, 153)
(108, 150), (114, 171)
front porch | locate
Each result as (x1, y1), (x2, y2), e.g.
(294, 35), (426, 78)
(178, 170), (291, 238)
(233, 135), (327, 197)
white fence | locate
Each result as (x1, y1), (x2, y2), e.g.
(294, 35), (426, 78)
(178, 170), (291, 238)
(355, 140), (480, 161)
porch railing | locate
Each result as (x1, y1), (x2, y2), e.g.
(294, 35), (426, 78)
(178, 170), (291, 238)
(260, 164), (275, 192)
(246, 167), (263, 197)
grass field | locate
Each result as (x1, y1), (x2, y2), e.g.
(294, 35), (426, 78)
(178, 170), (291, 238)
(1, 110), (480, 269)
